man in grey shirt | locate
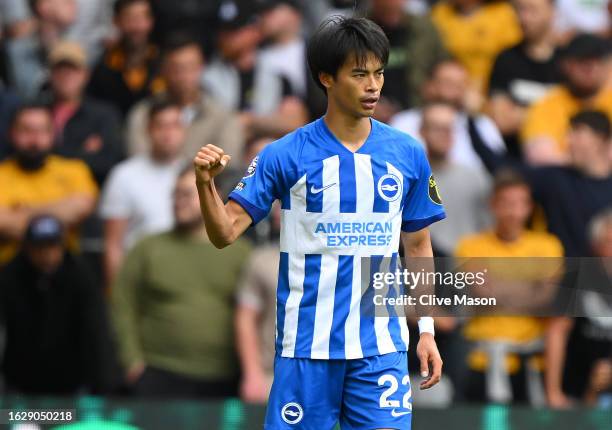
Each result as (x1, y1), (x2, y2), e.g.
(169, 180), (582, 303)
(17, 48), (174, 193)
(419, 101), (491, 255)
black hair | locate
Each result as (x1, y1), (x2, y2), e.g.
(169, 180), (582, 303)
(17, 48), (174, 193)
(161, 32), (204, 61)
(148, 97), (181, 122)
(570, 110), (611, 140)
(307, 16), (389, 92)
(113, 0), (150, 17)
(10, 102), (51, 128)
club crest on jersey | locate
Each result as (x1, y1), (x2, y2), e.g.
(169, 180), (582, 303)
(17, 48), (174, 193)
(281, 402), (303, 424)
(243, 156), (258, 179)
(377, 174), (402, 202)
(428, 174), (443, 205)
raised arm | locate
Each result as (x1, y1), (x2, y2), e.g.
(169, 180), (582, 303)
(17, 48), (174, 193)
(193, 144), (252, 248)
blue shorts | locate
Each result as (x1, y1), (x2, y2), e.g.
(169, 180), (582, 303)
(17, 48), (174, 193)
(264, 352), (412, 430)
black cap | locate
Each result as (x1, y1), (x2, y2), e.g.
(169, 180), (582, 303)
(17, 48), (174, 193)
(561, 34), (611, 60)
(24, 215), (64, 245)
(217, 0), (259, 31)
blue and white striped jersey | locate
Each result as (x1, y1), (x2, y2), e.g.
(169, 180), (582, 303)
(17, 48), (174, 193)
(229, 118), (446, 360)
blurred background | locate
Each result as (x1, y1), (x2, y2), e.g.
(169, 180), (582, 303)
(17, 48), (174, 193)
(0, 0), (611, 428)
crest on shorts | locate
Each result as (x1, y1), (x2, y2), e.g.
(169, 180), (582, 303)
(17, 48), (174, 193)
(281, 402), (303, 425)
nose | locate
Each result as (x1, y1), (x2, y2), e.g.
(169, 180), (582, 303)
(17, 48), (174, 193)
(365, 75), (379, 93)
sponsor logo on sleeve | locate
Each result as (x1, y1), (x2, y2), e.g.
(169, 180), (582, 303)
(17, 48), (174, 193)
(428, 174), (443, 205)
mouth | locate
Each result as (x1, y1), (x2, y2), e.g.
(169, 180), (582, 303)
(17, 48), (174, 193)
(360, 96), (379, 110)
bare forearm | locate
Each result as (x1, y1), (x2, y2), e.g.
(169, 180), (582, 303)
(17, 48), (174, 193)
(545, 318), (571, 396)
(235, 307), (265, 377)
(196, 178), (240, 248)
(33, 195), (95, 225)
(0, 208), (30, 239)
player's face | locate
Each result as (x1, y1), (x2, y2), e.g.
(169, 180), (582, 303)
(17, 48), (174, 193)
(325, 53), (384, 118)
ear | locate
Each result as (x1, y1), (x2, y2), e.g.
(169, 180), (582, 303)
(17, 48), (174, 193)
(319, 71), (334, 90)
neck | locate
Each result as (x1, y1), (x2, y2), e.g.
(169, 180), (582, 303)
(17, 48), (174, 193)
(150, 151), (177, 164)
(171, 90), (200, 107)
(428, 155), (448, 169)
(54, 97), (81, 107)
(324, 105), (371, 151)
(455, 0), (481, 15)
(494, 225), (522, 242)
(580, 158), (611, 178)
(524, 31), (555, 61)
(275, 29), (299, 45)
(176, 222), (208, 239)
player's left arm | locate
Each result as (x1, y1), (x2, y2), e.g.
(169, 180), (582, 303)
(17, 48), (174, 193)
(401, 228), (443, 390)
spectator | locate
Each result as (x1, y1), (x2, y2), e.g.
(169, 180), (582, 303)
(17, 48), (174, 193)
(88, 0), (160, 116)
(455, 170), (563, 403)
(368, 0), (448, 118)
(0, 86), (20, 157)
(470, 110), (612, 257)
(0, 104), (97, 265)
(487, 0), (560, 158)
(235, 201), (280, 404)
(419, 102), (490, 256)
(100, 99), (186, 284)
(126, 34), (244, 163)
(545, 209), (612, 408)
(431, 0), (522, 94)
(520, 34), (612, 165)
(203, 0), (307, 140)
(44, 41), (123, 185)
(149, 0), (221, 58)
(391, 60), (506, 171)
(0, 0), (33, 39)
(111, 167), (251, 398)
(5, 0), (79, 98)
(0, 215), (116, 395)
(255, 1), (308, 110)
(554, 0), (611, 42)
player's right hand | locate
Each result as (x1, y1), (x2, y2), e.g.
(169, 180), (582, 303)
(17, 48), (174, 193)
(193, 144), (231, 184)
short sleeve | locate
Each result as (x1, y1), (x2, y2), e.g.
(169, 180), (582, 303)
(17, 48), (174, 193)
(99, 166), (131, 219)
(401, 146), (446, 232)
(68, 161), (98, 198)
(228, 144), (283, 225)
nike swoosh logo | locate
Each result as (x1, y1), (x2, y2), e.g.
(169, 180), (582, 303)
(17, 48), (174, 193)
(310, 183), (337, 194)
(390, 409), (411, 417)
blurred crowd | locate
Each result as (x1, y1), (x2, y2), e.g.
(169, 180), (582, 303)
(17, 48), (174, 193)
(0, 0), (611, 410)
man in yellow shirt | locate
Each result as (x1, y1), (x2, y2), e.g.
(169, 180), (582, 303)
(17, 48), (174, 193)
(455, 170), (563, 403)
(431, 0), (522, 93)
(521, 34), (612, 165)
(0, 104), (98, 264)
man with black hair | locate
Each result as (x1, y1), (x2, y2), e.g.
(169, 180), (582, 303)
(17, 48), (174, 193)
(194, 16), (445, 429)
(126, 34), (244, 164)
(487, 0), (560, 157)
(0, 104), (97, 265)
(87, 0), (160, 116)
(470, 109), (612, 257)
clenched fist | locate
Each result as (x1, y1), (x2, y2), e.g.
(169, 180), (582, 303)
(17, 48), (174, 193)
(193, 144), (232, 184)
